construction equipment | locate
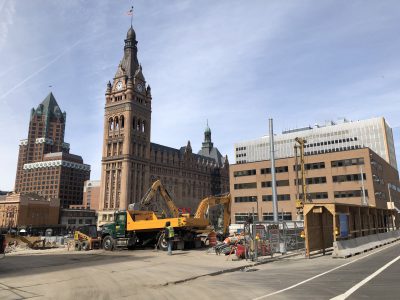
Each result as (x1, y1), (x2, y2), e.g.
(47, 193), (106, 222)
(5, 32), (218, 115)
(294, 137), (308, 218)
(137, 179), (180, 217)
(74, 225), (101, 251)
(101, 181), (232, 251)
(194, 193), (231, 235)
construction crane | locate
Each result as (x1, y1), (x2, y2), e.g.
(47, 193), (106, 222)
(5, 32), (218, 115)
(194, 193), (231, 236)
(295, 137), (308, 218)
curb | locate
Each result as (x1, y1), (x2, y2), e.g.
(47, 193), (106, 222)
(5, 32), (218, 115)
(164, 251), (303, 286)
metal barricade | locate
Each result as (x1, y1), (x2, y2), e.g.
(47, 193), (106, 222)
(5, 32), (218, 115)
(249, 221), (305, 260)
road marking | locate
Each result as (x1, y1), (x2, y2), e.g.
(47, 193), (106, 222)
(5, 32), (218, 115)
(252, 242), (399, 300)
(330, 255), (400, 300)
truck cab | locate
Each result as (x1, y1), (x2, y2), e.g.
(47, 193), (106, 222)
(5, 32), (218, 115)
(101, 211), (137, 250)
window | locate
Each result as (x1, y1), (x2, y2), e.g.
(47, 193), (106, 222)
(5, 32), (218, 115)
(235, 213), (256, 224)
(331, 158), (364, 167)
(294, 162), (325, 171)
(261, 180), (289, 188)
(262, 194), (290, 201)
(261, 166), (288, 174)
(234, 182), (257, 189)
(334, 190), (368, 198)
(233, 169), (256, 177)
(263, 212), (292, 221)
(295, 177), (326, 185)
(300, 192), (328, 200)
(234, 196), (257, 203)
(333, 173), (366, 183)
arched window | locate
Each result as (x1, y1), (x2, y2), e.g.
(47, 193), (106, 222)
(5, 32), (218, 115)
(133, 117), (136, 130)
(114, 117), (119, 130)
(137, 119), (141, 131)
(109, 118), (114, 130)
(142, 120), (146, 133)
(120, 115), (125, 128)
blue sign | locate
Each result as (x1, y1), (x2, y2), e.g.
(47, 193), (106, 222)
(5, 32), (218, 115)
(339, 214), (348, 238)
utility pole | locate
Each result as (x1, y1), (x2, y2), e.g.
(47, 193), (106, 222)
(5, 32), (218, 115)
(269, 118), (278, 222)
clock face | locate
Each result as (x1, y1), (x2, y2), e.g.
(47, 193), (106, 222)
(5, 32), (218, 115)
(136, 83), (143, 92)
(116, 81), (123, 91)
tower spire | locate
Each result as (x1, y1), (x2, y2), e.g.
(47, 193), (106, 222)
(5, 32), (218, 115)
(202, 120), (213, 153)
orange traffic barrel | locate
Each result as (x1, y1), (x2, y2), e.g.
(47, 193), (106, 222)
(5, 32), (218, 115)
(208, 232), (217, 247)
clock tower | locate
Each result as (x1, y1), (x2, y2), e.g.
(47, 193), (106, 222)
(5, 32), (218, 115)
(99, 26), (152, 222)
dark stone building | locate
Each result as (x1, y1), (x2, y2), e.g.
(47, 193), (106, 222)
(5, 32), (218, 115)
(98, 26), (229, 225)
(14, 93), (90, 208)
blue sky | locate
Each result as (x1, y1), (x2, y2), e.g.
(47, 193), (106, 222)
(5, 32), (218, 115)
(0, 0), (399, 190)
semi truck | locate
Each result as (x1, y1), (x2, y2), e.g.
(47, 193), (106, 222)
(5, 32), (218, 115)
(100, 180), (231, 251)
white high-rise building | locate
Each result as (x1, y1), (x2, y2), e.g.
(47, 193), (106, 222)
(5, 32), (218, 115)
(235, 117), (397, 170)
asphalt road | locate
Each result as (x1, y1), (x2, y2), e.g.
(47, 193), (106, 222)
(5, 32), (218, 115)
(0, 242), (399, 300)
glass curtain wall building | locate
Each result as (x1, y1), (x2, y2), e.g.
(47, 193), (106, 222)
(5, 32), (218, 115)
(235, 117), (397, 170)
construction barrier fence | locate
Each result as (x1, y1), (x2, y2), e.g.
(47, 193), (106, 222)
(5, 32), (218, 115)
(241, 221), (305, 261)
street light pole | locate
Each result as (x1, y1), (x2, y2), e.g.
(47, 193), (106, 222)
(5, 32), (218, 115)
(269, 118), (278, 223)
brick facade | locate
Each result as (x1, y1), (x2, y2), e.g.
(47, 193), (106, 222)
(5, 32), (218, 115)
(230, 148), (400, 223)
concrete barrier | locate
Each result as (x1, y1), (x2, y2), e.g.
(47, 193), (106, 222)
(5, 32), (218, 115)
(332, 230), (400, 258)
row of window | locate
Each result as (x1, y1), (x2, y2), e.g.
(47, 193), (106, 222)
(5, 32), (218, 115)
(332, 173), (366, 183)
(334, 190), (368, 198)
(234, 173), (367, 189)
(234, 212), (292, 223)
(295, 176), (327, 185)
(234, 190), (368, 205)
(235, 192), (329, 203)
(234, 194), (291, 202)
(261, 166), (289, 174)
(331, 158), (364, 167)
(305, 145), (362, 156)
(261, 180), (290, 187)
(234, 158), (365, 178)
(304, 137), (358, 148)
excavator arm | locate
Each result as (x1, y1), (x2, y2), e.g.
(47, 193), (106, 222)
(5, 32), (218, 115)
(194, 193), (231, 235)
(139, 180), (180, 218)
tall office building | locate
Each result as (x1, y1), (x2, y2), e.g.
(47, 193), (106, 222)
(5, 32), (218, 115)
(14, 93), (90, 208)
(235, 117), (397, 169)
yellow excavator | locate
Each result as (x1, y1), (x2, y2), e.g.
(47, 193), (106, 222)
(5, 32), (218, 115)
(194, 193), (231, 235)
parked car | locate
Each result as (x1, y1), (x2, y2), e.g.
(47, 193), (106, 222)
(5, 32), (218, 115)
(0, 234), (5, 259)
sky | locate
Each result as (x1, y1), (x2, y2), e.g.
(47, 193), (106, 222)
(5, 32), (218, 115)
(0, 0), (400, 191)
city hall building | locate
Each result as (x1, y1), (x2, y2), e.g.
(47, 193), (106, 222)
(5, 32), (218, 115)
(98, 27), (229, 225)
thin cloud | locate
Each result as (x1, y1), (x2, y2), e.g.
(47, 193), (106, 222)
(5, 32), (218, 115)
(0, 39), (82, 102)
